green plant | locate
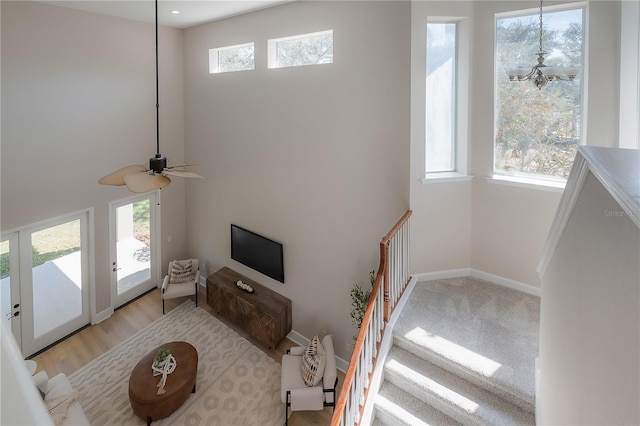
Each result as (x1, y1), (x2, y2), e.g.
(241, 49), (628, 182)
(350, 270), (375, 330)
(154, 348), (171, 363)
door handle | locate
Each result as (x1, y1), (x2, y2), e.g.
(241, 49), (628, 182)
(5, 311), (19, 320)
(113, 267), (121, 271)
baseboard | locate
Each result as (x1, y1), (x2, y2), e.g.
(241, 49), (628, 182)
(286, 329), (349, 373)
(412, 268), (541, 298)
(470, 269), (541, 297)
(411, 268), (473, 282)
(92, 307), (114, 325)
(535, 357), (541, 424)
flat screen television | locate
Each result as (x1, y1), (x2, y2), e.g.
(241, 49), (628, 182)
(231, 224), (285, 283)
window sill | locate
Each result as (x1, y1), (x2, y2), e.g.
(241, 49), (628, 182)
(421, 172), (474, 184)
(486, 175), (565, 193)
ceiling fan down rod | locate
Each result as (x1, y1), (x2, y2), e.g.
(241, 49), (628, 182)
(150, 0), (166, 173)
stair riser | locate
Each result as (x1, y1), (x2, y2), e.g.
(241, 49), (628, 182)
(394, 335), (535, 414)
(374, 406), (413, 426)
(384, 366), (484, 426)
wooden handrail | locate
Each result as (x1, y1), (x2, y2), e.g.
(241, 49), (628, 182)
(381, 210), (413, 243)
(331, 210), (412, 426)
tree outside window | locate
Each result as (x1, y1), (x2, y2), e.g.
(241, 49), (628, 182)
(495, 7), (584, 180)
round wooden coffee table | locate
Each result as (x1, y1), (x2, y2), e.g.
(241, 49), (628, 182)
(129, 341), (198, 425)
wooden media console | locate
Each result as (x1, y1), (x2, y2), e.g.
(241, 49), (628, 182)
(206, 267), (292, 348)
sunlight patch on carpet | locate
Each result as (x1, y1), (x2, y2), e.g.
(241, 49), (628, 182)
(404, 327), (502, 376)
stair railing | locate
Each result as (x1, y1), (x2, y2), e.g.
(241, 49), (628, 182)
(331, 210), (412, 426)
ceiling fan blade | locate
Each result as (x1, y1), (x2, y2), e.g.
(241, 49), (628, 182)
(98, 165), (147, 186)
(124, 172), (171, 193)
(163, 170), (204, 179)
(165, 163), (196, 169)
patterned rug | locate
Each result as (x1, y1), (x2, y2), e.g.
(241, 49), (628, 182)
(68, 300), (284, 425)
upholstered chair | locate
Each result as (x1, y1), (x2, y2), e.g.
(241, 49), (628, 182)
(281, 334), (338, 426)
(161, 259), (199, 314)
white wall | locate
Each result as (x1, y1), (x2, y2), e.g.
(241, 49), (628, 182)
(1, 322), (52, 425)
(183, 1), (411, 360)
(410, 1), (474, 274)
(1, 1), (187, 315)
(411, 1), (623, 288)
(539, 169), (639, 425)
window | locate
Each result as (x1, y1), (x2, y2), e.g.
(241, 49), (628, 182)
(209, 42), (254, 74)
(495, 6), (584, 181)
(268, 30), (333, 69)
(426, 22), (457, 173)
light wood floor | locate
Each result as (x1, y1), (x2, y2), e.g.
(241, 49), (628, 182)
(31, 287), (344, 426)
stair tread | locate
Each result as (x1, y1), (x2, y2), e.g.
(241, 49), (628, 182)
(392, 277), (539, 408)
(384, 346), (535, 426)
(375, 381), (461, 426)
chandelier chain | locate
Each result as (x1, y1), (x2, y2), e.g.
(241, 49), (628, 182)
(539, 0), (543, 53)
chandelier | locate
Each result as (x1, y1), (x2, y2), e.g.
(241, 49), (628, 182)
(505, 0), (581, 89)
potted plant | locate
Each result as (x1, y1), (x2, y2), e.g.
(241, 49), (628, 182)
(350, 270), (375, 335)
(153, 348), (171, 367)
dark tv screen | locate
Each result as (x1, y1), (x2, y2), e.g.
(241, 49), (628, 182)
(231, 224), (284, 283)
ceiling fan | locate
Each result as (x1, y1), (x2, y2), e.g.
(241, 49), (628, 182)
(98, 0), (202, 193)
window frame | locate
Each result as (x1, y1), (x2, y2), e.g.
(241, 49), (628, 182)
(493, 3), (587, 184)
(421, 16), (470, 182)
(425, 21), (458, 175)
(209, 42), (255, 74)
(267, 29), (334, 69)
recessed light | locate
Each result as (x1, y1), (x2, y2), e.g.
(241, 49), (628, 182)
(171, 10), (180, 14)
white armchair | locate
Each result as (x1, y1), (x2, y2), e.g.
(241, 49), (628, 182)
(281, 335), (338, 426)
(161, 259), (200, 314)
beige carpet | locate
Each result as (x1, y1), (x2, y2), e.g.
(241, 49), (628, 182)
(68, 300), (284, 425)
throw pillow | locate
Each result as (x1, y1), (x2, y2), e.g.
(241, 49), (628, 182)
(32, 371), (48, 399)
(301, 335), (326, 386)
(169, 259), (192, 283)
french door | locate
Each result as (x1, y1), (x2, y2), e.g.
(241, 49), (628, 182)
(1, 211), (91, 357)
(110, 192), (160, 308)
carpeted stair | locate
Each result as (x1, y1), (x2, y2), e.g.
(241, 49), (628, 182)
(373, 277), (540, 425)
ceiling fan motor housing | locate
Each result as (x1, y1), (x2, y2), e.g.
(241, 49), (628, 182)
(150, 154), (167, 173)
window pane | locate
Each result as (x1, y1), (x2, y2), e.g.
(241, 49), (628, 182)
(1, 240), (10, 327)
(209, 43), (254, 73)
(426, 23), (457, 173)
(270, 30), (333, 68)
(116, 199), (151, 296)
(31, 219), (82, 338)
(495, 8), (583, 180)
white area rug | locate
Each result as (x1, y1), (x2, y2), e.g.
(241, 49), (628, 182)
(68, 301), (284, 425)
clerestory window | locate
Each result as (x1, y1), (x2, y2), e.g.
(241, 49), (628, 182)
(268, 30), (333, 69)
(209, 42), (255, 74)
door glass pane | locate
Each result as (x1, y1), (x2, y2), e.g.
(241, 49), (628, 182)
(117, 199), (151, 295)
(1, 240), (11, 325)
(31, 219), (82, 338)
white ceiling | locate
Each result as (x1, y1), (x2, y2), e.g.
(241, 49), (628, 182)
(38, 0), (292, 29)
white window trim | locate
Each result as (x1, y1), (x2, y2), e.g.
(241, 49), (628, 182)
(267, 29), (333, 69)
(619, 1), (640, 149)
(209, 42), (255, 74)
(421, 172), (473, 184)
(423, 16), (470, 180)
(493, 3), (587, 183)
(486, 175), (565, 193)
